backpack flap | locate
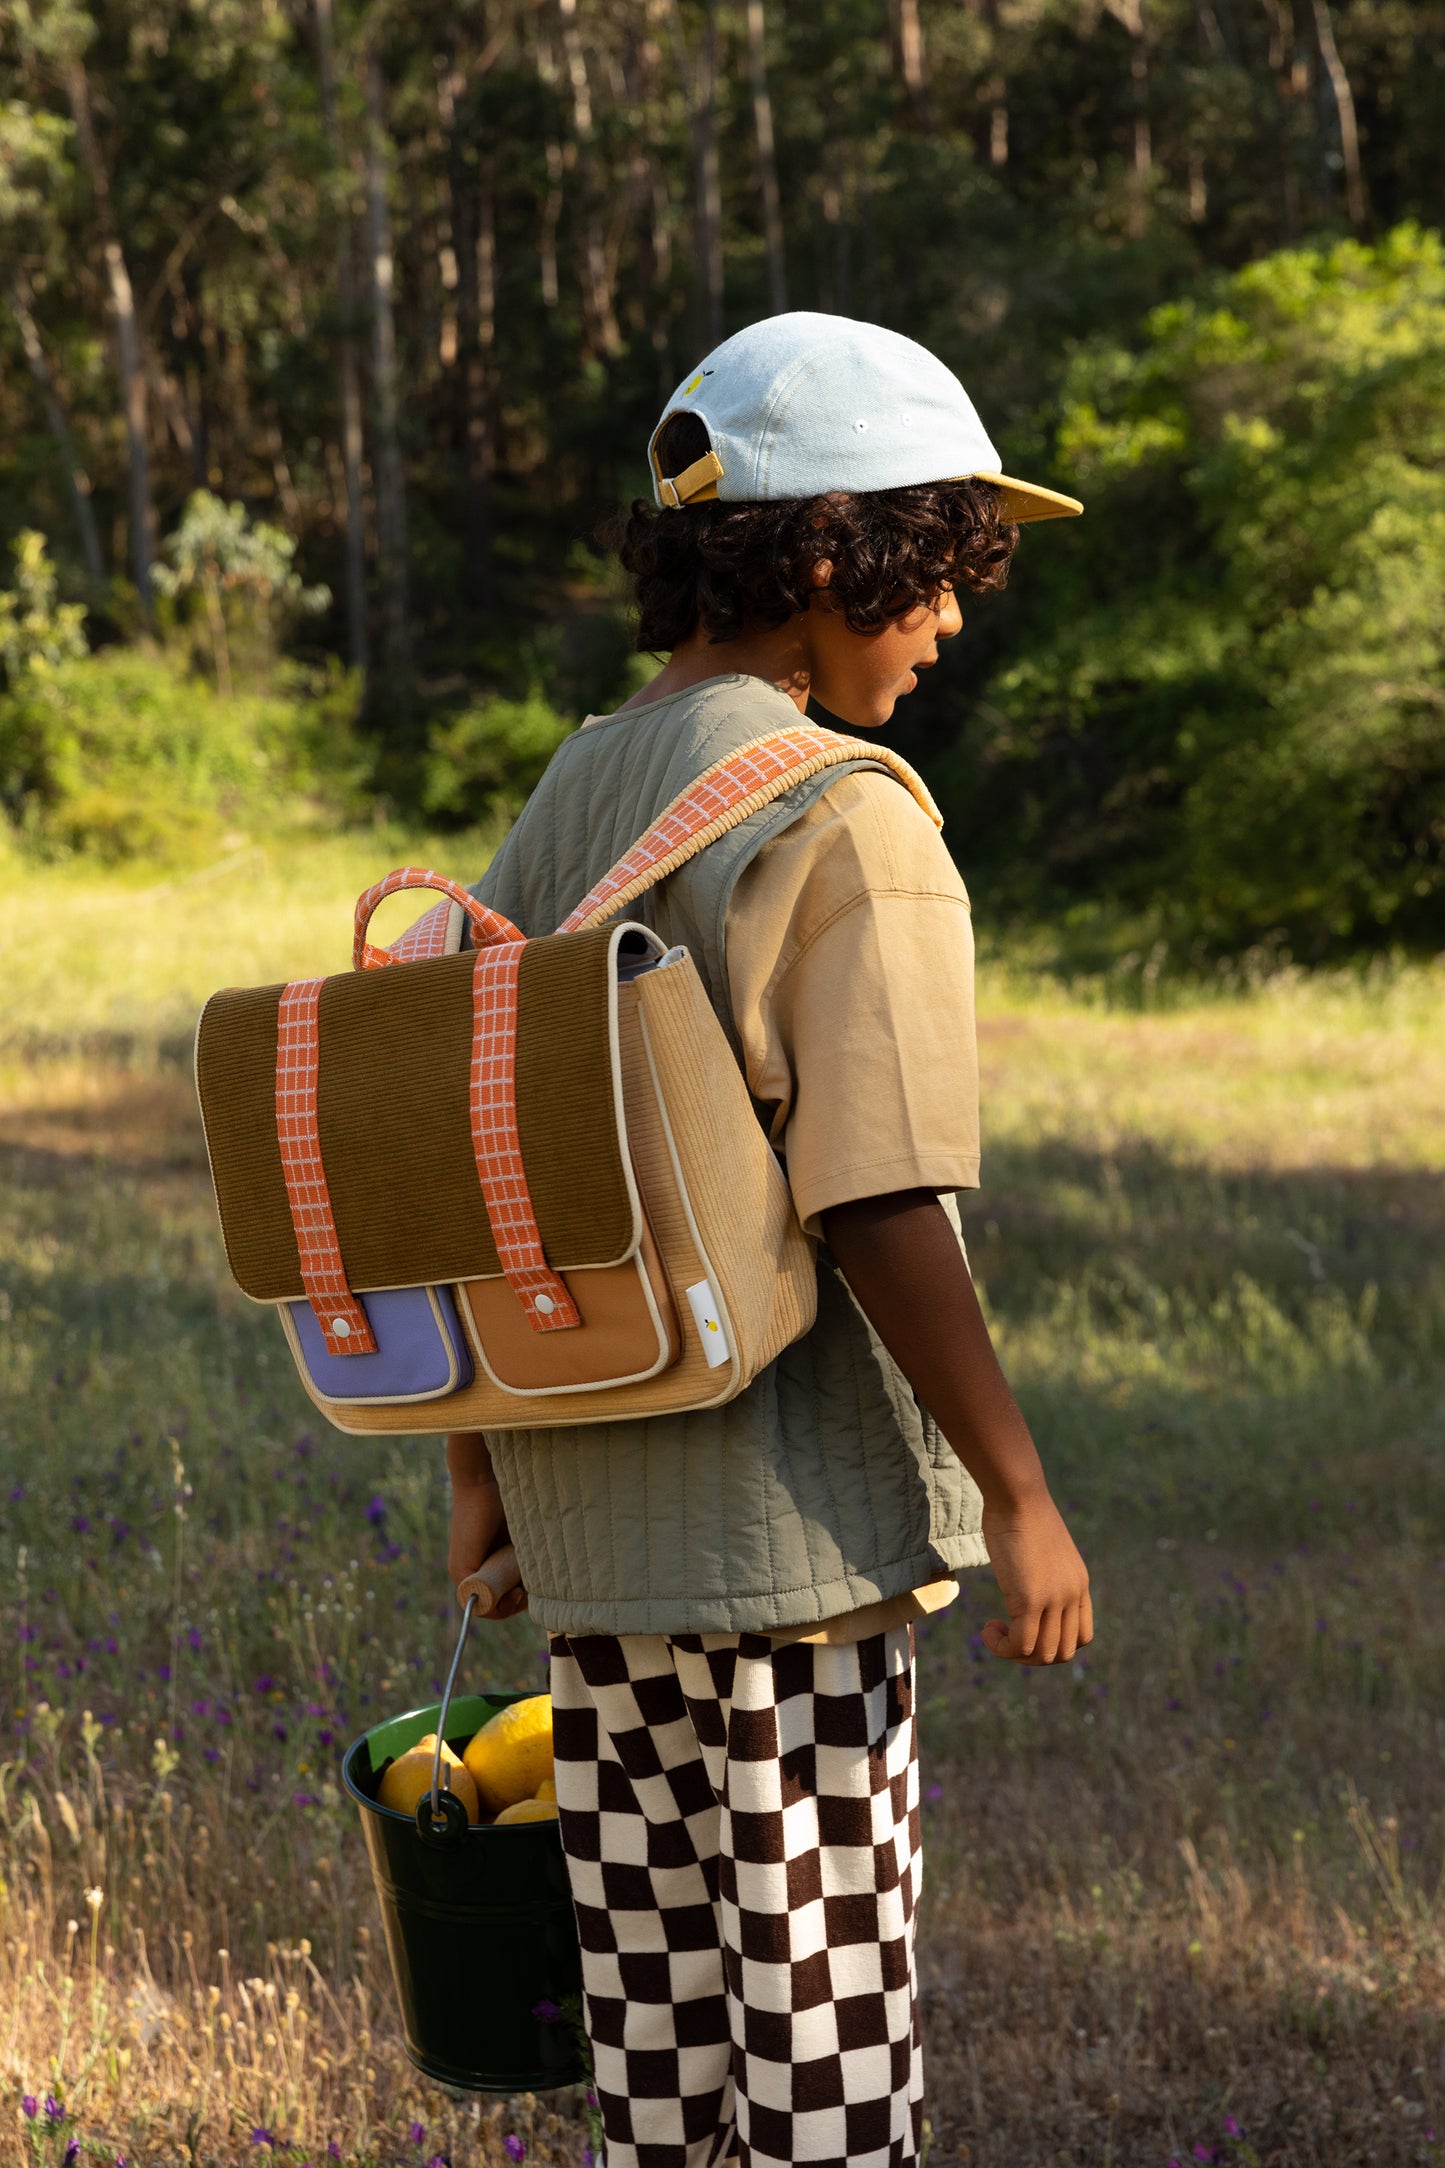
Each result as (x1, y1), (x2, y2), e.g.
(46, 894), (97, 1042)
(195, 921), (684, 1403)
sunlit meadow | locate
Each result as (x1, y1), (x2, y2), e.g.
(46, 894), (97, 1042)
(0, 841), (1441, 2166)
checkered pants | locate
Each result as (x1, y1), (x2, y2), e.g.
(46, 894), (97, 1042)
(550, 1625), (922, 2168)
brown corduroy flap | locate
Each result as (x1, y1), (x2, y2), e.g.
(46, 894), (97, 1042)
(195, 925), (637, 1301)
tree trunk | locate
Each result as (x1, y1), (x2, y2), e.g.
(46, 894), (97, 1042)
(1260, 0), (1303, 238)
(10, 279), (105, 585)
(1102, 0), (1152, 235)
(558, 0), (623, 357)
(1310, 0), (1368, 227)
(746, 0), (787, 313)
(314, 0), (369, 676)
(364, 54), (411, 701)
(444, 63), (497, 617)
(893, 0), (933, 128)
(691, 0), (724, 353)
(63, 55), (153, 621)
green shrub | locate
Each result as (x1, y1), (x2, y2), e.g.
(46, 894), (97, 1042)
(950, 223), (1445, 954)
(0, 640), (367, 865)
(421, 690), (574, 827)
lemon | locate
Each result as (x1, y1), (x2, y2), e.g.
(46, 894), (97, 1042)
(494, 1796), (560, 1825)
(377, 1733), (479, 1824)
(534, 1777), (557, 1802)
(463, 1695), (554, 1812)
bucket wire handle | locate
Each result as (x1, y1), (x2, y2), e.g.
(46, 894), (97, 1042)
(415, 1592), (477, 1849)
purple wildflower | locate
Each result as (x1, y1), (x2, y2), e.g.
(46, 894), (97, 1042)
(1193, 2147), (1216, 2164)
(45, 2096), (65, 2122)
(22, 2096), (37, 2118)
(64, 2142), (80, 2166)
(365, 1495), (387, 1525)
(328, 2147), (343, 2161)
(582, 2151), (595, 2168)
(411, 2124), (426, 2146)
(1224, 2115), (1243, 2139)
(503, 2139), (526, 2164)
(187, 1625), (203, 1651)
(531, 1998), (562, 2023)
(251, 2130), (275, 2149)
(925, 1782), (943, 1801)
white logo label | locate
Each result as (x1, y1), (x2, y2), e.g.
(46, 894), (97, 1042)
(685, 1280), (730, 1369)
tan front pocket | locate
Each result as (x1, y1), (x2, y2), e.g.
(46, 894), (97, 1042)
(459, 1211), (681, 1394)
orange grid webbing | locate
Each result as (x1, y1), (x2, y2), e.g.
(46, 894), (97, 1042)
(354, 865), (522, 971)
(384, 897), (455, 963)
(557, 725), (940, 934)
(469, 943), (580, 1332)
(275, 979), (377, 1357)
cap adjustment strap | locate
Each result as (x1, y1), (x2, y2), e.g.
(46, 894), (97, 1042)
(658, 450), (724, 508)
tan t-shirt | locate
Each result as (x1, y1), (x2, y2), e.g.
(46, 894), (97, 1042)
(723, 766), (983, 1642)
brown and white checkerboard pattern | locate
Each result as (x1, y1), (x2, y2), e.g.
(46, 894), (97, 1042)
(469, 942), (580, 1332)
(551, 1625), (923, 2168)
(274, 977), (376, 1357)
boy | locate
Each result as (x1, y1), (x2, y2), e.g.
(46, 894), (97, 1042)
(448, 314), (1091, 2168)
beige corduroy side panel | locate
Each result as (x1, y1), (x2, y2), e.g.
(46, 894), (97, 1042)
(631, 958), (816, 1375)
(312, 958), (815, 1436)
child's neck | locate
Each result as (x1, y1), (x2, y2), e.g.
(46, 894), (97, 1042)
(616, 620), (812, 716)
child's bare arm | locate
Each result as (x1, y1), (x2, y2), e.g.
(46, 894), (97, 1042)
(446, 1433), (529, 1620)
(821, 1187), (1092, 1665)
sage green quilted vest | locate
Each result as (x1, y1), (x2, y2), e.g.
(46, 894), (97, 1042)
(469, 673), (985, 1635)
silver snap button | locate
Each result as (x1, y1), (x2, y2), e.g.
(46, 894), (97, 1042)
(332, 1316), (353, 1337)
(534, 1293), (556, 1315)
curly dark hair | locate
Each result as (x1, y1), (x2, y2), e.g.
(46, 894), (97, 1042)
(619, 411), (1019, 653)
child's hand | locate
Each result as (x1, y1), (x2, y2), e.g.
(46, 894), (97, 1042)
(979, 1492), (1092, 1665)
(446, 1432), (529, 1621)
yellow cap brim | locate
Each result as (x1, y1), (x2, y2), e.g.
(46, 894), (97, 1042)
(968, 471), (1084, 523)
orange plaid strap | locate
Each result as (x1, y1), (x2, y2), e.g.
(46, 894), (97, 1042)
(470, 944), (580, 1333)
(354, 866), (522, 971)
(556, 725), (941, 934)
(275, 979), (377, 1358)
(384, 897), (456, 963)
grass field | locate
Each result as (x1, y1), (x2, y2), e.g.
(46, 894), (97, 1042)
(1, 841), (1441, 2167)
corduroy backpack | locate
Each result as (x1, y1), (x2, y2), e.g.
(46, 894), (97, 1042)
(194, 723), (940, 1435)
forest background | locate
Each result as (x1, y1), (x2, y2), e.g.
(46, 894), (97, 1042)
(2, 7), (1445, 2163)
(2, 0), (1445, 960)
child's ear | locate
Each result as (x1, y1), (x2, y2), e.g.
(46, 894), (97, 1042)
(809, 558), (834, 590)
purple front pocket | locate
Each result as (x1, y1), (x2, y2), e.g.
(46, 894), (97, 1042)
(284, 1286), (473, 1404)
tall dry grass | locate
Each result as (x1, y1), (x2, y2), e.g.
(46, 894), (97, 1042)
(1, 850), (1441, 2164)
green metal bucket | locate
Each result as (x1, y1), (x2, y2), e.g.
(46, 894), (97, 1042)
(342, 1613), (584, 2093)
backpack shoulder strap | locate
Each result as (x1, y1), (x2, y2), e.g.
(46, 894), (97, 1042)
(556, 724), (940, 935)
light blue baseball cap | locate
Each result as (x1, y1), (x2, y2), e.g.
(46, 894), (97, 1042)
(649, 311), (1082, 523)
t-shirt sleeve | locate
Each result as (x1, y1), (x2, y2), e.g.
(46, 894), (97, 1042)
(725, 768), (980, 1237)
